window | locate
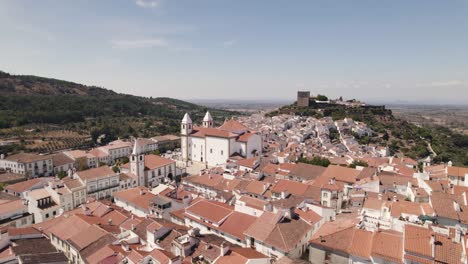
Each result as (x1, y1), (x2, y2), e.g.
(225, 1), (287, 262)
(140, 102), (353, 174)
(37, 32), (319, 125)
(221, 150), (224, 155)
(210, 148), (213, 154)
(53, 211), (56, 216)
(45, 213), (49, 218)
(158, 169), (161, 176)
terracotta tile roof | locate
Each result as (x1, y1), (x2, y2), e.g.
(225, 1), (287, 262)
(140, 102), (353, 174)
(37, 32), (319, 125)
(190, 126), (237, 138)
(143, 154), (175, 170)
(86, 245), (120, 264)
(184, 174), (224, 188)
(424, 180), (446, 193)
(270, 179), (309, 196)
(7, 226), (42, 237)
(311, 214), (360, 241)
(76, 166), (116, 181)
(310, 227), (355, 254)
(48, 215), (92, 241)
(371, 230), (403, 263)
(404, 225), (433, 258)
(236, 157), (259, 169)
(4, 152), (52, 163)
(245, 212), (312, 252)
(113, 187), (155, 212)
(434, 234), (463, 264)
(186, 199), (233, 223)
(294, 208), (322, 224)
(51, 152), (74, 166)
(0, 199), (27, 215)
(348, 229), (374, 259)
(390, 200), (425, 218)
(363, 197), (390, 211)
(89, 148), (108, 158)
(237, 132), (257, 143)
(321, 165), (361, 184)
(379, 173), (418, 187)
(5, 177), (52, 193)
(216, 247), (268, 264)
(430, 192), (460, 220)
(448, 166), (468, 177)
(238, 196), (268, 210)
(68, 224), (109, 251)
(218, 212), (257, 240)
(218, 119), (249, 133)
(244, 211), (282, 242)
(289, 163), (326, 181)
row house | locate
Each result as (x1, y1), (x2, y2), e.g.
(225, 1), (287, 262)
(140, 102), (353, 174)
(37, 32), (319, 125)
(74, 166), (120, 200)
(0, 153), (53, 177)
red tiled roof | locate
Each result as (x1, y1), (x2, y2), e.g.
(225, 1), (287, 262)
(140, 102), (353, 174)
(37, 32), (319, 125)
(186, 199), (233, 223)
(76, 166), (116, 181)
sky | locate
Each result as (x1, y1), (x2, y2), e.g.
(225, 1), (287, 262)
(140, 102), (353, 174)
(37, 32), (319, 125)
(0, 0), (467, 104)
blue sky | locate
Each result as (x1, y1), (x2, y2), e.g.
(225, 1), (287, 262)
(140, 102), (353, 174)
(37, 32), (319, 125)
(1, 0), (467, 104)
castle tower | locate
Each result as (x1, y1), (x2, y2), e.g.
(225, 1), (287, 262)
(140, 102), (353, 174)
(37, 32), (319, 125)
(181, 113), (192, 163)
(297, 91), (311, 107)
(130, 141), (145, 186)
(202, 111), (213, 128)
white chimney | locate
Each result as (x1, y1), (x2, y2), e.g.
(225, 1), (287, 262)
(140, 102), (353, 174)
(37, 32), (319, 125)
(454, 225), (462, 244)
(431, 234), (435, 257)
(378, 193), (382, 201)
(220, 242), (229, 257)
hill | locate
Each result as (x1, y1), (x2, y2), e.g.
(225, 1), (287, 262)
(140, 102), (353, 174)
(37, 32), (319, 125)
(0, 71), (238, 152)
(268, 101), (468, 166)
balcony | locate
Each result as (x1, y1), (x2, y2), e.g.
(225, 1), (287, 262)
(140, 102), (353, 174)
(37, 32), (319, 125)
(88, 184), (119, 194)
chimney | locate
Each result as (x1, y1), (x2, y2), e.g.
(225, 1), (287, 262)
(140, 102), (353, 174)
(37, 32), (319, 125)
(430, 234), (435, 257)
(131, 224), (135, 231)
(454, 225), (462, 244)
(320, 235), (325, 242)
(122, 243), (130, 252)
(220, 242), (229, 257)
(108, 219), (113, 225)
(392, 195), (397, 202)
(378, 193), (382, 201)
(0, 154), (4, 160)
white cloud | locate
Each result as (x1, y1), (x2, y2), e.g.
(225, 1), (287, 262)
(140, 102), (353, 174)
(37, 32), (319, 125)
(222, 39), (237, 47)
(420, 80), (464, 87)
(135, 0), (163, 8)
(111, 38), (169, 49)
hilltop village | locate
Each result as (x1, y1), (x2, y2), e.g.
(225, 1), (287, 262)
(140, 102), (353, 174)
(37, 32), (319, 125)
(0, 93), (467, 264)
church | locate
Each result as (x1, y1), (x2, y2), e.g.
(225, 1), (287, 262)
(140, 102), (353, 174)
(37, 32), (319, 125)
(181, 112), (262, 167)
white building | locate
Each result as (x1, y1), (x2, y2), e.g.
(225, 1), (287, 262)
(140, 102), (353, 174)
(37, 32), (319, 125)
(74, 166), (120, 200)
(122, 142), (178, 188)
(0, 153), (53, 177)
(181, 112), (262, 167)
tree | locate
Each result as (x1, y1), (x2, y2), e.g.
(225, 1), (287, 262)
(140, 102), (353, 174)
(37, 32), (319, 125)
(349, 160), (369, 168)
(57, 171), (67, 179)
(316, 94), (328, 101)
(298, 156), (331, 167)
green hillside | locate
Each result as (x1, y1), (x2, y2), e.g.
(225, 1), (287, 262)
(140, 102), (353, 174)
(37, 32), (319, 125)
(0, 71), (238, 148)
